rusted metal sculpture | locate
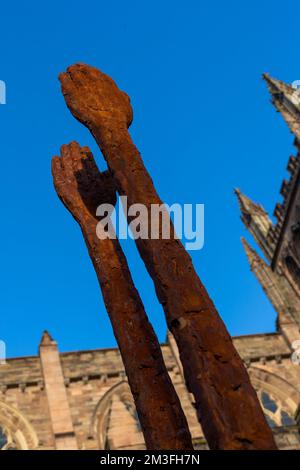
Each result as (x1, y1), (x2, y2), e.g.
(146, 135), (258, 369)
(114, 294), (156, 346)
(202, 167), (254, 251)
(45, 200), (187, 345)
(51, 142), (193, 450)
(58, 64), (277, 450)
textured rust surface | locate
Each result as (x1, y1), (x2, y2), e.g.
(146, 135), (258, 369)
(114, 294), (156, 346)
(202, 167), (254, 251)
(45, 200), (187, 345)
(59, 64), (278, 450)
(51, 142), (193, 450)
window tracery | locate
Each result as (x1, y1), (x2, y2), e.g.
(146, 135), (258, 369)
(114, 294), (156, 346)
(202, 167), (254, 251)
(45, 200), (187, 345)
(257, 390), (296, 428)
(0, 426), (18, 450)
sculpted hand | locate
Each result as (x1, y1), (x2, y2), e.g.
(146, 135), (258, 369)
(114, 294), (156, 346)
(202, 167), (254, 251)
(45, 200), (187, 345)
(51, 141), (116, 226)
(59, 64), (133, 131)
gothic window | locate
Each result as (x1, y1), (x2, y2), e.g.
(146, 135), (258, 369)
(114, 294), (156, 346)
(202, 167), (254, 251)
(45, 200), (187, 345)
(94, 383), (146, 450)
(0, 402), (38, 450)
(257, 390), (296, 428)
(265, 415), (277, 429)
(0, 428), (7, 449)
(261, 392), (278, 413)
(0, 427), (18, 450)
(281, 410), (295, 427)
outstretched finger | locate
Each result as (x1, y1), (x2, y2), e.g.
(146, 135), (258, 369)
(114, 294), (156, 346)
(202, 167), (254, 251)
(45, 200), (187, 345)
(60, 142), (79, 181)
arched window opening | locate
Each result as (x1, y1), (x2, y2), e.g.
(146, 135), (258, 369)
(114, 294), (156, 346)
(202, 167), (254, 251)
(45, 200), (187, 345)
(261, 392), (278, 413)
(281, 410), (295, 427)
(0, 427), (18, 450)
(92, 381), (146, 450)
(257, 390), (296, 428)
(0, 428), (7, 449)
(0, 402), (38, 450)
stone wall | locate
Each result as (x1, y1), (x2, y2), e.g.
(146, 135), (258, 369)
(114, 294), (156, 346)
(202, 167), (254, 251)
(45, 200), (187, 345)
(0, 329), (299, 450)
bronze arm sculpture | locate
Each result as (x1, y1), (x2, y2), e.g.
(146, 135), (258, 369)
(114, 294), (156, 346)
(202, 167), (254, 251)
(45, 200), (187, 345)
(58, 64), (277, 450)
(51, 142), (193, 450)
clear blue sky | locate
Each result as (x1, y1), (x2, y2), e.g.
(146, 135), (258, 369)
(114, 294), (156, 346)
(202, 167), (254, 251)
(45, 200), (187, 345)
(0, 1), (299, 357)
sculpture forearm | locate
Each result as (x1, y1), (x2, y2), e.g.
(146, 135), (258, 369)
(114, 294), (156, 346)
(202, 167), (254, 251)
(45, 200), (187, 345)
(80, 222), (193, 450)
(90, 125), (277, 451)
(51, 142), (193, 450)
(59, 64), (277, 450)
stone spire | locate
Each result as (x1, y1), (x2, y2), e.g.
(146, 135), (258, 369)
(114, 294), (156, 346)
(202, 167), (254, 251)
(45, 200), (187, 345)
(241, 237), (259, 266)
(263, 73), (300, 141)
(235, 188), (261, 215)
(241, 237), (299, 329)
(241, 237), (300, 341)
(39, 331), (78, 449)
(241, 237), (285, 318)
(235, 189), (274, 260)
(39, 330), (55, 346)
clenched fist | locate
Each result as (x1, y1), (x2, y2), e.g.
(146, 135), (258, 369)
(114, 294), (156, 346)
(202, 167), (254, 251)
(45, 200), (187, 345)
(59, 63), (133, 131)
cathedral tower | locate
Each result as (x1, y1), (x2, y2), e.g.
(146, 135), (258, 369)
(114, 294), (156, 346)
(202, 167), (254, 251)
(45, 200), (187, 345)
(236, 74), (300, 330)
